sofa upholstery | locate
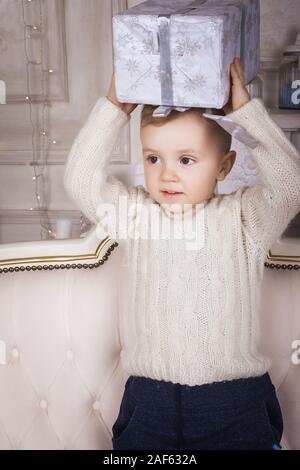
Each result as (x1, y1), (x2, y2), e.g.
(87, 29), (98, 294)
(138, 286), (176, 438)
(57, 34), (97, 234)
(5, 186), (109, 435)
(0, 227), (299, 450)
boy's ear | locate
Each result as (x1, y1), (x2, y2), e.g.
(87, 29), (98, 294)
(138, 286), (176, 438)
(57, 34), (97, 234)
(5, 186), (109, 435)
(217, 150), (237, 181)
(227, 149), (236, 162)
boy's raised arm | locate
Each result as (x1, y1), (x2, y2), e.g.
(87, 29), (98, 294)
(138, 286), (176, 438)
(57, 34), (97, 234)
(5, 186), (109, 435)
(227, 97), (300, 255)
(63, 95), (134, 237)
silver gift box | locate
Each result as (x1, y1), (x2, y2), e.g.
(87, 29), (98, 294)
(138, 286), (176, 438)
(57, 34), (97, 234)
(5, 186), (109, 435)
(112, 0), (260, 110)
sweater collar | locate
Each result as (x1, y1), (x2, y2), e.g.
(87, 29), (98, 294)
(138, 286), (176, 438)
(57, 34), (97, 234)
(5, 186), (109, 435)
(160, 199), (209, 219)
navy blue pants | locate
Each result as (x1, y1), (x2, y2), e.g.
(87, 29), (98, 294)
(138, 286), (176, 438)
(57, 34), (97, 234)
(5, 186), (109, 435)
(112, 372), (283, 450)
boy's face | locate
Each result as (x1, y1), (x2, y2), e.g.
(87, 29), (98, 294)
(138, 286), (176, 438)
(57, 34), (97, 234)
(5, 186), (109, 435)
(140, 112), (235, 211)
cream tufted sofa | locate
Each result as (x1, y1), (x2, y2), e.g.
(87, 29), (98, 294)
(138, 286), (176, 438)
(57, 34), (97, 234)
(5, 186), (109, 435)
(0, 227), (299, 450)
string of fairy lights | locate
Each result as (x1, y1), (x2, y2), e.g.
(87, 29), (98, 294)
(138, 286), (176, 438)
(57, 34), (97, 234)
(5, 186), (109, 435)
(21, 0), (57, 239)
(21, 0), (90, 239)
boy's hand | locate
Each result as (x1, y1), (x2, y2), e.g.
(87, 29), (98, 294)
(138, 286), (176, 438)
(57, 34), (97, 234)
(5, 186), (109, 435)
(223, 57), (250, 115)
(106, 72), (138, 115)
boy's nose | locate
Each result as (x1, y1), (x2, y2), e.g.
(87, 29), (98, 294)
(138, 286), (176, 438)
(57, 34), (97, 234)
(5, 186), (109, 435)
(160, 167), (179, 181)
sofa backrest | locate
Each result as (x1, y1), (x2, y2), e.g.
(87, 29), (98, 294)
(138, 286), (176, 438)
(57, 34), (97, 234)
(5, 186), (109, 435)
(0, 227), (299, 449)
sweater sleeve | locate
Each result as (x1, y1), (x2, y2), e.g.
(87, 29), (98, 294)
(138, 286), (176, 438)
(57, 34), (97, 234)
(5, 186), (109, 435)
(63, 95), (136, 238)
(226, 98), (300, 255)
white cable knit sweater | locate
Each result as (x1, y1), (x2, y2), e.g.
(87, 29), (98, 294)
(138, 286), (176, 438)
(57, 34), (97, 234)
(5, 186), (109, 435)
(64, 96), (300, 387)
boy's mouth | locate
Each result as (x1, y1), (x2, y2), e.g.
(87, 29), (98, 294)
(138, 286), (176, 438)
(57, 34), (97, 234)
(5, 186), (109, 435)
(161, 190), (183, 198)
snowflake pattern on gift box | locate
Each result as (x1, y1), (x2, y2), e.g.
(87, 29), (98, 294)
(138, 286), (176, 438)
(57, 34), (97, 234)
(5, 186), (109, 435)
(183, 73), (207, 93)
(174, 35), (204, 57)
(142, 35), (157, 55)
(172, 24), (213, 55)
(127, 74), (145, 93)
(175, 85), (220, 107)
(125, 58), (140, 76)
(116, 33), (133, 49)
(128, 63), (154, 93)
(152, 64), (179, 82)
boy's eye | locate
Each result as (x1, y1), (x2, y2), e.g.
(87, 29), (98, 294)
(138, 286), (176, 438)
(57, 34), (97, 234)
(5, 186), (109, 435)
(181, 156), (195, 165)
(146, 155), (195, 165)
(146, 155), (160, 164)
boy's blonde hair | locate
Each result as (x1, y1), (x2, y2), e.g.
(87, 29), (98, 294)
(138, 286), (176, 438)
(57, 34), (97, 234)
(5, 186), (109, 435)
(140, 105), (232, 156)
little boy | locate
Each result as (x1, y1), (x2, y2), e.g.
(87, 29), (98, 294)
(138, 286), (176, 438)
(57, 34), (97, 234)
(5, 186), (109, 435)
(64, 58), (300, 450)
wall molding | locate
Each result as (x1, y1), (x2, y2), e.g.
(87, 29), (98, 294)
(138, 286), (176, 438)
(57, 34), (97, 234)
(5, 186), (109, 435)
(0, 209), (87, 243)
(2, 0), (69, 104)
(260, 56), (281, 72)
(0, 209), (82, 225)
(0, 141), (130, 165)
